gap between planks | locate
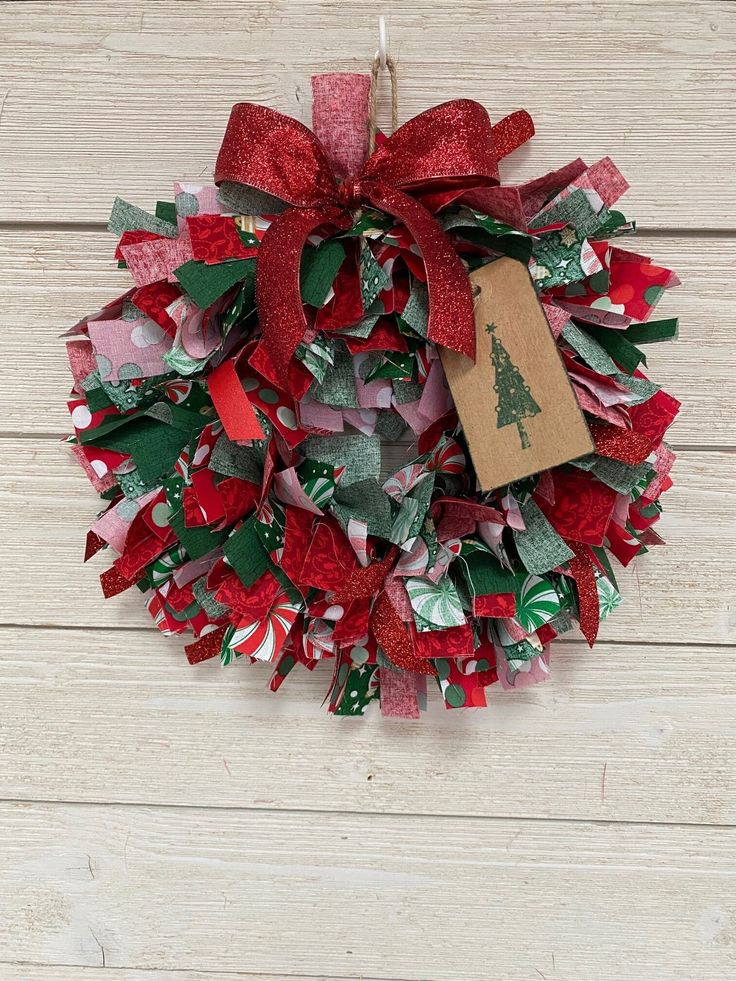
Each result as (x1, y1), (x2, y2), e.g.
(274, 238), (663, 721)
(1, 433), (734, 454)
(3, 446), (732, 640)
(1, 621), (733, 648)
(1, 795), (735, 833)
(2, 229), (730, 444)
(0, 798), (733, 979)
(3, 221), (736, 239)
(0, 964), (378, 981)
(2, 629), (734, 824)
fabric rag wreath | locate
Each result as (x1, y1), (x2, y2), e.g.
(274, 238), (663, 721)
(64, 66), (680, 717)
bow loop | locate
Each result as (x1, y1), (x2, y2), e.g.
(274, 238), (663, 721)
(359, 99), (501, 190)
(215, 103), (339, 207)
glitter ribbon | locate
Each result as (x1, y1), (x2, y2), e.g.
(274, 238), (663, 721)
(214, 99), (534, 367)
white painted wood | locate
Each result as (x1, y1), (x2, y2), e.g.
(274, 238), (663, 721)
(1, 626), (734, 825)
(0, 970), (301, 981)
(0, 441), (732, 642)
(0, 801), (734, 980)
(0, 2), (733, 227)
(1, 2), (735, 978)
(1, 230), (727, 445)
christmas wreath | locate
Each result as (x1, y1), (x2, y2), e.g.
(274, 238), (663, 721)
(64, 68), (679, 717)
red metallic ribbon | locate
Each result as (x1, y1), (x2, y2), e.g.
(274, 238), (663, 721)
(215, 99), (534, 366)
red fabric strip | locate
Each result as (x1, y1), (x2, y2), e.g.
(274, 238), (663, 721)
(208, 359), (265, 442)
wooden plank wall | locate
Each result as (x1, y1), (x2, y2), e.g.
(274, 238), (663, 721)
(0, 3), (734, 979)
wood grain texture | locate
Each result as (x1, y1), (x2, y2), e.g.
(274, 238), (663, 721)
(1, 2), (735, 979)
(0, 971), (304, 981)
(2, 625), (735, 824)
(1, 230), (728, 444)
(0, 2), (734, 227)
(1, 801), (734, 980)
(1, 440), (732, 643)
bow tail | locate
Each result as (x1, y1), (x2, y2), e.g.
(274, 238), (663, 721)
(491, 109), (535, 160)
(364, 182), (476, 360)
(258, 204), (350, 368)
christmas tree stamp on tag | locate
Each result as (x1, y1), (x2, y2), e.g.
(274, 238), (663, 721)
(440, 257), (594, 491)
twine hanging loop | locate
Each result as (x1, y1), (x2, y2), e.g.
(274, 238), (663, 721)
(367, 53), (398, 154)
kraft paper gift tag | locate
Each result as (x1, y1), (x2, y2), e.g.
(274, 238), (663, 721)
(440, 257), (593, 491)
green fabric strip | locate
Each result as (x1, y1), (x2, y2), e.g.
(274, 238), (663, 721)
(513, 499), (574, 574)
(168, 507), (228, 561)
(593, 328), (646, 373)
(300, 240), (346, 307)
(332, 478), (394, 538)
(108, 197), (178, 238)
(592, 457), (654, 494)
(174, 259), (255, 309)
(310, 345), (357, 407)
(562, 322), (618, 375)
(155, 201), (177, 224)
(223, 515), (271, 587)
(302, 434), (380, 486)
(625, 318), (679, 344)
(459, 551), (516, 596)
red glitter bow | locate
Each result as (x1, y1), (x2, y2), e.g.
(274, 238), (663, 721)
(214, 99), (534, 366)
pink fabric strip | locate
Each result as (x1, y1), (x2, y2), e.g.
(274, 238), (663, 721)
(380, 665), (421, 719)
(311, 72), (371, 179)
